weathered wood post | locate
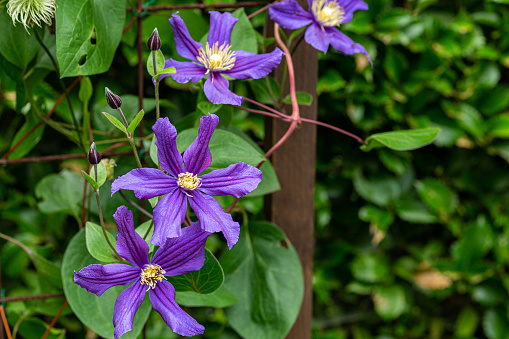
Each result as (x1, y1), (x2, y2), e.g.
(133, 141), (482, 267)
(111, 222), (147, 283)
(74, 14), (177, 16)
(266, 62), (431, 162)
(265, 2), (318, 337)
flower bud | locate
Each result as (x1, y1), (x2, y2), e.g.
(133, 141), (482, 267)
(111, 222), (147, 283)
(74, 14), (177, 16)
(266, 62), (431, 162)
(148, 28), (161, 51)
(88, 142), (101, 165)
(105, 87), (122, 109)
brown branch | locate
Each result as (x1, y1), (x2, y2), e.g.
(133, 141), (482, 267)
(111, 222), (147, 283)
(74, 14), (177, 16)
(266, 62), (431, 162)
(0, 150), (149, 165)
(123, 16), (136, 34)
(3, 293), (65, 303)
(0, 307), (11, 339)
(41, 300), (68, 339)
(126, 2), (267, 12)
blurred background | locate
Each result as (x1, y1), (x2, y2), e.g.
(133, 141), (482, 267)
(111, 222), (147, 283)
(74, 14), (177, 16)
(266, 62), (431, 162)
(1, 0), (509, 338)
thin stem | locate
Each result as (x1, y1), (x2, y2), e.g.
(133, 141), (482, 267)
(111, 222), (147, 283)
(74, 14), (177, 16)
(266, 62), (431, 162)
(244, 97), (289, 118)
(128, 138), (143, 168)
(0, 150), (149, 165)
(116, 108), (131, 137)
(247, 2), (272, 19)
(300, 118), (368, 145)
(41, 300), (68, 339)
(265, 120), (298, 159)
(143, 220), (154, 240)
(3, 294), (65, 303)
(126, 2), (266, 12)
(0, 307), (12, 339)
(93, 164), (98, 184)
(233, 105), (284, 120)
(185, 213), (192, 226)
(33, 30), (85, 152)
(94, 190), (121, 261)
(0, 233), (34, 261)
(119, 190), (153, 219)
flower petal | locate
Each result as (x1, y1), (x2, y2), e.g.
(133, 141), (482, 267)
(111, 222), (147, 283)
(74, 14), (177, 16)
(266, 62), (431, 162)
(153, 117), (184, 177)
(199, 162), (262, 198)
(207, 11), (238, 46)
(189, 191), (240, 249)
(269, 0), (313, 29)
(338, 0), (369, 24)
(149, 280), (205, 336)
(169, 13), (203, 63)
(304, 22), (331, 53)
(326, 26), (372, 65)
(74, 264), (140, 297)
(152, 222), (209, 276)
(111, 168), (177, 199)
(151, 189), (188, 246)
(223, 49), (284, 80)
(203, 72), (243, 105)
(113, 279), (146, 339)
(160, 59), (207, 84)
(114, 206), (149, 267)
(183, 114), (219, 175)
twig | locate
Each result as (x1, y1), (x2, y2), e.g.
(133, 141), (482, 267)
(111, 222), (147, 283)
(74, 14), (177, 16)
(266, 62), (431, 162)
(233, 105), (284, 120)
(123, 16), (136, 34)
(126, 2), (266, 12)
(118, 190), (153, 219)
(300, 118), (367, 145)
(0, 233), (34, 261)
(0, 306), (12, 339)
(244, 97), (289, 119)
(41, 300), (68, 339)
(0, 150), (149, 165)
(3, 294), (65, 303)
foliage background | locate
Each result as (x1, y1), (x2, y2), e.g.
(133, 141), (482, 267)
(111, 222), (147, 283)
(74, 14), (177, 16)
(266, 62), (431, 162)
(1, 0), (509, 338)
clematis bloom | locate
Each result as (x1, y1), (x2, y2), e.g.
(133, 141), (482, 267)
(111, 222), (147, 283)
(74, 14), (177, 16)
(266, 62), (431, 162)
(74, 206), (209, 338)
(111, 114), (262, 249)
(269, 0), (372, 64)
(159, 11), (284, 105)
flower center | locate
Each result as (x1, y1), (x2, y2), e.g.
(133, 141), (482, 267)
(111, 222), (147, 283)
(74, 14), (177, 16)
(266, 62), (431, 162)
(177, 172), (202, 191)
(140, 264), (166, 290)
(312, 0), (345, 27)
(197, 42), (236, 73)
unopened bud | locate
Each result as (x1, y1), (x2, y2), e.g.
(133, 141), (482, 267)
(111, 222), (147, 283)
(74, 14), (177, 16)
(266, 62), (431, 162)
(88, 142), (101, 165)
(148, 28), (161, 51)
(105, 87), (122, 109)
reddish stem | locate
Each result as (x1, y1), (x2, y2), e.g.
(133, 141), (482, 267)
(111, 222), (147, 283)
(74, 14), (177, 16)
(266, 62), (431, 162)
(0, 307), (11, 339)
(244, 97), (288, 119)
(299, 118), (368, 145)
(123, 16), (136, 34)
(41, 300), (68, 339)
(0, 150), (149, 165)
(234, 105), (283, 120)
(126, 2), (266, 12)
(1, 77), (80, 160)
(2, 294), (65, 302)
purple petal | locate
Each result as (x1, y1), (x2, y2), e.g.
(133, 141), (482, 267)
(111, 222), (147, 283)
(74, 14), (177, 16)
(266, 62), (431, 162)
(111, 168), (177, 199)
(203, 72), (243, 105)
(223, 49), (284, 80)
(169, 13), (203, 63)
(153, 117), (184, 177)
(114, 206), (150, 267)
(152, 222), (209, 276)
(269, 0), (313, 29)
(199, 162), (262, 198)
(160, 59), (207, 84)
(74, 264), (140, 297)
(151, 189), (188, 246)
(183, 114), (219, 175)
(149, 280), (205, 336)
(305, 23), (331, 53)
(189, 191), (240, 249)
(207, 11), (238, 46)
(338, 0), (369, 24)
(326, 26), (372, 65)
(113, 279), (146, 339)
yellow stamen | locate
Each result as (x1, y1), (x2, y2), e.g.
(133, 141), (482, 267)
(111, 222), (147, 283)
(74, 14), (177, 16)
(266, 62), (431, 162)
(177, 172), (202, 193)
(140, 264), (166, 290)
(197, 42), (236, 73)
(312, 0), (345, 28)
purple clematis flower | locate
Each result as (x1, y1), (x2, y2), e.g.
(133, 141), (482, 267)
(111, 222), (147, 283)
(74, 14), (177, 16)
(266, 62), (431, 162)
(111, 114), (262, 249)
(269, 0), (372, 64)
(74, 206), (209, 339)
(159, 11), (284, 106)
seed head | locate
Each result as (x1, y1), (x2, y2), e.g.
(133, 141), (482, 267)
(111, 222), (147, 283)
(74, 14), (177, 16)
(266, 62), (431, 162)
(147, 28), (161, 51)
(88, 142), (101, 165)
(7, 0), (56, 32)
(105, 87), (122, 109)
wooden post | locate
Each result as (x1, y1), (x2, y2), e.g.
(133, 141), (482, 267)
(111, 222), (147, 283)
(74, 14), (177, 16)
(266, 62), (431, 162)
(265, 4), (318, 338)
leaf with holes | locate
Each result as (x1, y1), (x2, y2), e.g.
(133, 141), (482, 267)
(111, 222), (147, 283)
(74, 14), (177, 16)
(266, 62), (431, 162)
(55, 0), (125, 77)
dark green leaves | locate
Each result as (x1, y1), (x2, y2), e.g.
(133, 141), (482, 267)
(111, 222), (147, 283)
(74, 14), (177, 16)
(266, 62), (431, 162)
(362, 127), (441, 151)
(221, 222), (304, 339)
(85, 222), (117, 262)
(55, 0), (125, 77)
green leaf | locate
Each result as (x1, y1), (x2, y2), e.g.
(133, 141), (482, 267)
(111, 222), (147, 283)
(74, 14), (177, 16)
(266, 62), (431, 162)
(32, 253), (62, 289)
(158, 66), (175, 75)
(128, 110), (144, 135)
(167, 248), (224, 294)
(249, 77), (281, 104)
(483, 309), (508, 339)
(79, 76), (93, 103)
(35, 170), (83, 219)
(415, 178), (458, 219)
(372, 285), (407, 320)
(361, 127), (441, 151)
(62, 229), (151, 339)
(282, 92), (313, 106)
(175, 129), (265, 169)
(85, 222), (117, 263)
(7, 110), (45, 159)
(197, 101), (223, 115)
(55, 0), (126, 77)
(353, 170), (401, 207)
(351, 253), (392, 283)
(135, 219), (155, 253)
(175, 287), (238, 308)
(221, 221), (304, 339)
(455, 307), (480, 337)
(90, 161), (107, 188)
(231, 8), (257, 53)
(146, 50), (165, 77)
(6, 314), (63, 339)
(81, 170), (98, 190)
(102, 112), (127, 135)
(0, 10), (40, 70)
